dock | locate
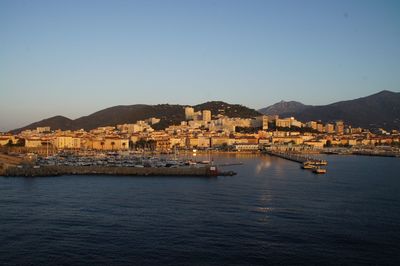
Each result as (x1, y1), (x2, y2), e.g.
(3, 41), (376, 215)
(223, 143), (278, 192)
(264, 150), (328, 173)
(217, 162), (244, 167)
(265, 150), (327, 164)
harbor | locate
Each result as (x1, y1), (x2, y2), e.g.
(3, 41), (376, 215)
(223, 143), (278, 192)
(0, 152), (236, 177)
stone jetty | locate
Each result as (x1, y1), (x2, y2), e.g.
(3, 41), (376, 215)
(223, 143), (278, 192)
(1, 165), (231, 177)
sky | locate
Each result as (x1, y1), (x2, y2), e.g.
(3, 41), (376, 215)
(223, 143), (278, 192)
(1, 0), (399, 131)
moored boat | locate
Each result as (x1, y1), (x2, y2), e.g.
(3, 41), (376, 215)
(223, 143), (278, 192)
(312, 160), (328, 166)
(313, 167), (327, 174)
(301, 163), (314, 169)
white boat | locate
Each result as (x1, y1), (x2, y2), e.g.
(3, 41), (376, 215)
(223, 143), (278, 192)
(313, 167), (327, 174)
(301, 163), (314, 169)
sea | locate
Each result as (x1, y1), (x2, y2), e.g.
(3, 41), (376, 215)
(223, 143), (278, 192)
(1, 154), (399, 265)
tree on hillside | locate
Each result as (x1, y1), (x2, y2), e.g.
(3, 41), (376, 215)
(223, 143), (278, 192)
(16, 138), (25, 147)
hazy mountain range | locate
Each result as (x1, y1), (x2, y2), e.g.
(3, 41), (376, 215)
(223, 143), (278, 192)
(10, 90), (400, 133)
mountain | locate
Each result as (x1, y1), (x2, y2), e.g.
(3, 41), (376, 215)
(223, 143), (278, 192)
(259, 90), (400, 129)
(72, 104), (186, 131)
(15, 116), (76, 132)
(258, 101), (309, 116)
(11, 101), (261, 133)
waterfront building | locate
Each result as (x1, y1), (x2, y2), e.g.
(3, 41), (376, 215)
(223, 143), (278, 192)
(54, 136), (81, 149)
(154, 137), (170, 151)
(91, 138), (105, 150)
(271, 136), (304, 145)
(197, 137), (211, 148)
(303, 140), (325, 149)
(91, 137), (129, 151)
(340, 138), (357, 146)
(211, 137), (230, 147)
(186, 137), (199, 149)
(169, 137), (186, 149)
(105, 137), (129, 150)
(25, 138), (44, 148)
(150, 132), (171, 151)
(233, 144), (260, 151)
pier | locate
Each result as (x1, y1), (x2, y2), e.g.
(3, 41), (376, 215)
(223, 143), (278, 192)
(264, 150), (328, 168)
(264, 150), (328, 174)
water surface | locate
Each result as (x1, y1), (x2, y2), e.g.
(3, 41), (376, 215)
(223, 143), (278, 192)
(1, 154), (399, 265)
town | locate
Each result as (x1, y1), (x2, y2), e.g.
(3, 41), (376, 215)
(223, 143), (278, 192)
(1, 106), (400, 158)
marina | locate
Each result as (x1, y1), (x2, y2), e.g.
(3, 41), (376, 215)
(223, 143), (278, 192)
(0, 152), (236, 177)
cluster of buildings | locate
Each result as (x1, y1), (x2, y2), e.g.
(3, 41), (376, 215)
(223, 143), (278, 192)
(1, 107), (399, 155)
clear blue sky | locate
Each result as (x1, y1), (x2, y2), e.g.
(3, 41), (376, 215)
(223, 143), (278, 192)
(1, 0), (399, 131)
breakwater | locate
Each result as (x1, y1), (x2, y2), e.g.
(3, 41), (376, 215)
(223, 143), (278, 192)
(1, 165), (227, 177)
(264, 150), (328, 165)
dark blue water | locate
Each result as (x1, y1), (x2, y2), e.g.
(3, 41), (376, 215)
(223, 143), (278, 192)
(1, 155), (400, 265)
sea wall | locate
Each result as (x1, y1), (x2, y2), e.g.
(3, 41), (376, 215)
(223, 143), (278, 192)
(1, 165), (214, 177)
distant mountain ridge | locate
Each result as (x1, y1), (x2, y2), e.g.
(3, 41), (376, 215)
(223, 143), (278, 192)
(11, 90), (400, 133)
(258, 101), (310, 116)
(259, 90), (400, 130)
(11, 102), (261, 133)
